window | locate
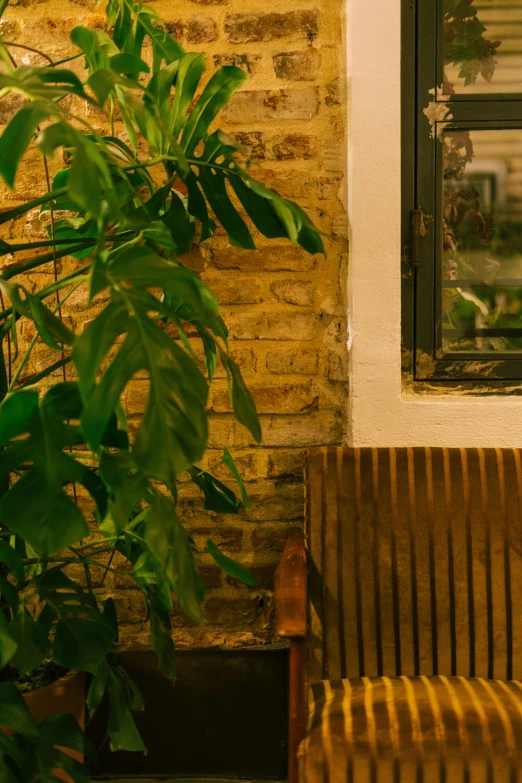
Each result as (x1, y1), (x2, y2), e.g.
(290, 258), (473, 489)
(403, 0), (522, 384)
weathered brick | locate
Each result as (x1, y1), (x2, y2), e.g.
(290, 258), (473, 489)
(210, 246), (317, 272)
(329, 350), (349, 381)
(260, 411), (343, 447)
(227, 562), (277, 590)
(199, 565), (222, 588)
(113, 591), (147, 625)
(164, 20), (184, 39)
(205, 597), (259, 626)
(266, 348), (319, 375)
(225, 11), (319, 44)
(213, 383), (318, 415)
(326, 77), (341, 106)
(207, 451), (258, 482)
(229, 312), (317, 341)
(214, 53), (261, 76)
(223, 88), (318, 124)
(249, 167), (314, 200)
(251, 524), (303, 552)
(273, 48), (321, 81)
(233, 131), (265, 159)
(188, 526), (243, 552)
(270, 279), (313, 306)
(186, 15), (217, 43)
(214, 347), (257, 378)
(246, 481), (303, 521)
(206, 277), (262, 305)
(271, 133), (317, 161)
(267, 450), (306, 480)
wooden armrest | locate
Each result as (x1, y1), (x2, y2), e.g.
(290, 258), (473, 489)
(275, 533), (307, 639)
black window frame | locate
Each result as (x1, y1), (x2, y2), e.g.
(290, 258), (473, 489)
(402, 0), (522, 388)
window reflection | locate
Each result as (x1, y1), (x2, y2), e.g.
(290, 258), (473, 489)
(444, 0), (522, 95)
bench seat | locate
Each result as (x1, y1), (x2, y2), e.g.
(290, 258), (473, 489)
(300, 676), (522, 783)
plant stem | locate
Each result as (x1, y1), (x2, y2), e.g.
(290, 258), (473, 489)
(0, 229), (135, 280)
(74, 536), (121, 550)
(3, 42), (53, 64)
(22, 554), (128, 575)
(0, 189), (68, 227)
(50, 53), (83, 68)
(8, 279), (83, 392)
(0, 268), (90, 326)
(4, 237), (106, 253)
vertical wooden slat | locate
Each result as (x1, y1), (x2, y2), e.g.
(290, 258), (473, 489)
(425, 447), (438, 675)
(354, 448), (366, 677)
(389, 448), (402, 676)
(324, 447), (341, 679)
(371, 448), (383, 676)
(336, 448), (347, 680)
(510, 449), (522, 680)
(478, 448), (494, 680)
(306, 447), (325, 683)
(432, 448), (451, 678)
(496, 448), (512, 682)
(442, 448), (457, 676)
(407, 447), (420, 676)
(358, 448), (378, 677)
(341, 449), (360, 678)
(461, 448), (476, 678)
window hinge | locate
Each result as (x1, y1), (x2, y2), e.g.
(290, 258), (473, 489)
(411, 209), (422, 268)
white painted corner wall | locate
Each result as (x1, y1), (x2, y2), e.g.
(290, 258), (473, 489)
(346, 0), (522, 448)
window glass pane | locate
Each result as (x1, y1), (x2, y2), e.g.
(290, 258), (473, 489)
(442, 127), (522, 352)
(444, 0), (522, 95)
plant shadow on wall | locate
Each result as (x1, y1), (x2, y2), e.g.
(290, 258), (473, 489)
(0, 0), (323, 779)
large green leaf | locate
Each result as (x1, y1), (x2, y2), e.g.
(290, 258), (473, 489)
(0, 612), (17, 668)
(189, 467), (242, 515)
(181, 66), (247, 157)
(0, 103), (51, 188)
(223, 447), (251, 511)
(166, 518), (205, 622)
(0, 682), (38, 737)
(220, 354), (261, 443)
(206, 540), (259, 586)
(76, 292), (209, 485)
(53, 614), (116, 675)
(0, 541), (24, 585)
(145, 492), (175, 564)
(149, 605), (176, 683)
(0, 387), (109, 555)
(99, 451), (150, 533)
(107, 665), (146, 752)
(170, 53), (206, 139)
(9, 607), (45, 674)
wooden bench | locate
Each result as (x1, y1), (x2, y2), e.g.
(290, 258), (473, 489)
(276, 447), (522, 783)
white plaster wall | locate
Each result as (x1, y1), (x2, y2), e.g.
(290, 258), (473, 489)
(347, 0), (522, 448)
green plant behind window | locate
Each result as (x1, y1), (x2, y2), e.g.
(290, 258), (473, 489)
(0, 1), (323, 778)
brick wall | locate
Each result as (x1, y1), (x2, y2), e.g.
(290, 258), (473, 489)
(1, 0), (348, 648)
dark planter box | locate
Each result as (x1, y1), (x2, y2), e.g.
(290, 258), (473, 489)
(89, 644), (288, 780)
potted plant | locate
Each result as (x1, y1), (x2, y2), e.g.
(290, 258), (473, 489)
(0, 0), (323, 780)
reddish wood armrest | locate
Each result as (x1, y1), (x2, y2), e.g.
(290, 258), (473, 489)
(275, 533), (307, 638)
(275, 534), (307, 783)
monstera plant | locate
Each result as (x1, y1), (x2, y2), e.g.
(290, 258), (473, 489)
(0, 0), (323, 779)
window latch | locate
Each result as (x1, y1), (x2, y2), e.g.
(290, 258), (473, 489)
(411, 209), (422, 268)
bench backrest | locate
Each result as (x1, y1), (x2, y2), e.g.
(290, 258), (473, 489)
(306, 447), (522, 682)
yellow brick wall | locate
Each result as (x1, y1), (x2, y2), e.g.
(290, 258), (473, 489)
(1, 0), (348, 648)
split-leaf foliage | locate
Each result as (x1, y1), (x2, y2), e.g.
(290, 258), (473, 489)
(0, 1), (323, 779)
